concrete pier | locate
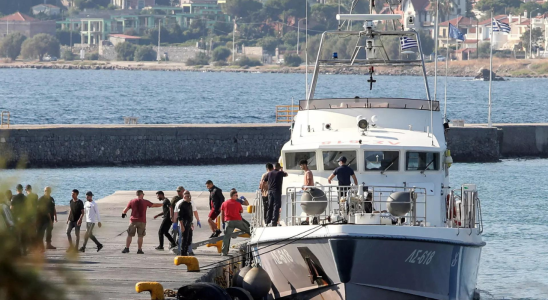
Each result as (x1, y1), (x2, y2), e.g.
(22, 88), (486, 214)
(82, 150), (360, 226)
(43, 190), (254, 300)
(1, 123), (548, 167)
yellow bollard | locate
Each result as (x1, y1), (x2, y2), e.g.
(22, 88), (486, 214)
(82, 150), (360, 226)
(216, 216), (221, 229)
(174, 256), (200, 272)
(135, 282), (164, 300)
(207, 240), (223, 253)
(247, 205), (255, 213)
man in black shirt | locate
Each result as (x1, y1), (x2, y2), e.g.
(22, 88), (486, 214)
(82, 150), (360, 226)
(170, 186), (185, 244)
(38, 187), (57, 250)
(174, 191), (194, 256)
(10, 184), (28, 255)
(45, 186), (57, 249)
(153, 191), (177, 250)
(328, 156), (358, 198)
(66, 189), (84, 252)
(206, 180), (224, 238)
(263, 163), (288, 227)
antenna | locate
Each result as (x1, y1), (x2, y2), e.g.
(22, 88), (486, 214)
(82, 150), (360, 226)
(306, 0), (310, 132)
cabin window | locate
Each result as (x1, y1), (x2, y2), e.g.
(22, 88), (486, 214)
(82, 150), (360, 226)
(364, 151), (399, 171)
(322, 151), (358, 171)
(285, 152), (317, 170)
(406, 152), (440, 171)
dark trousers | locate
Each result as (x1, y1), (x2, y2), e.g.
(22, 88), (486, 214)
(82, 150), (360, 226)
(46, 221), (53, 244)
(66, 221), (81, 249)
(37, 221), (50, 249)
(266, 191), (282, 226)
(179, 221), (193, 256)
(158, 217), (176, 248)
(262, 196), (269, 222)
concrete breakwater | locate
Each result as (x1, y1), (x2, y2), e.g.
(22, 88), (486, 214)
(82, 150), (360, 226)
(0, 123), (547, 167)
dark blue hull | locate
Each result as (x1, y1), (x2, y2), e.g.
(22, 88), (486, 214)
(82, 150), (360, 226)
(254, 236), (483, 300)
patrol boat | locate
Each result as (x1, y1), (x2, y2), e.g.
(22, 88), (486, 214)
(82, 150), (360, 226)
(246, 10), (485, 300)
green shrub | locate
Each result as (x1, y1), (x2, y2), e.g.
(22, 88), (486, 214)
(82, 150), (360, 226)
(115, 42), (137, 61)
(0, 32), (26, 60)
(211, 46), (231, 62)
(61, 49), (75, 61)
(85, 52), (99, 60)
(134, 45), (157, 61)
(186, 52), (210, 66)
(284, 54), (302, 67)
(234, 56), (262, 67)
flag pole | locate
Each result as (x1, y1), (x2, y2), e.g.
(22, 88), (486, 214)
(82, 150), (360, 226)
(433, 0), (440, 102)
(488, 11), (493, 128)
(444, 22), (450, 122)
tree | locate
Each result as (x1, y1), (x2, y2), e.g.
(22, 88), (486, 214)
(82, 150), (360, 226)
(21, 34), (60, 61)
(61, 49), (75, 61)
(475, 0), (521, 15)
(429, 0), (457, 22)
(521, 28), (544, 53)
(234, 56), (262, 67)
(263, 0), (310, 22)
(115, 42), (137, 61)
(223, 0), (263, 17)
(310, 4), (339, 31)
(419, 30), (435, 56)
(74, 0), (110, 10)
(134, 45), (157, 61)
(258, 36), (279, 53)
(282, 31), (298, 47)
(186, 52), (210, 65)
(0, 32), (27, 60)
(211, 46), (231, 61)
(146, 26), (171, 45)
(169, 24), (184, 43)
(284, 54), (302, 67)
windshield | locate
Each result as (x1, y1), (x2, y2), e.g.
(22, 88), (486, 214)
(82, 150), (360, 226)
(323, 151), (358, 170)
(285, 152), (317, 170)
(406, 152), (440, 171)
(364, 151), (399, 171)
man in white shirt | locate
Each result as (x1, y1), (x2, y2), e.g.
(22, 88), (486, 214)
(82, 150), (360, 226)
(173, 191), (201, 256)
(79, 191), (103, 253)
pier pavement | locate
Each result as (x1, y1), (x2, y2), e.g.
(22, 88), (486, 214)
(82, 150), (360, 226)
(43, 190), (255, 300)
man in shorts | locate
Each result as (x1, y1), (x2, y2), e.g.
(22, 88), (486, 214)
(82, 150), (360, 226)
(206, 180), (224, 238)
(121, 190), (162, 254)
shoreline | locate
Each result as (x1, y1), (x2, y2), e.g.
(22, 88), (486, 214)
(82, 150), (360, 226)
(1, 58), (548, 78)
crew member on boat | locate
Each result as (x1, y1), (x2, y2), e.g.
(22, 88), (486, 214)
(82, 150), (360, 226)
(327, 156), (358, 198)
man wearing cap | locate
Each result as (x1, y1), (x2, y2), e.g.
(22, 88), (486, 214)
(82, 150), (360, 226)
(121, 190), (163, 254)
(66, 189), (84, 252)
(153, 191), (177, 250)
(328, 156), (358, 197)
(170, 186), (185, 243)
(79, 191), (103, 253)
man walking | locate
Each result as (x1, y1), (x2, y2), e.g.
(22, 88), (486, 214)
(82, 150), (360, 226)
(221, 190), (250, 256)
(170, 186), (185, 243)
(173, 191), (194, 256)
(66, 189), (84, 252)
(259, 163), (273, 222)
(79, 191), (103, 253)
(153, 191), (177, 250)
(206, 180), (224, 238)
(121, 190), (162, 254)
(41, 187), (57, 249)
(36, 188), (55, 251)
(327, 156), (358, 197)
(11, 184), (28, 254)
(263, 163), (288, 227)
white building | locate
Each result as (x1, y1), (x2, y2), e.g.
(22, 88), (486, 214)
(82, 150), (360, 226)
(32, 4), (61, 16)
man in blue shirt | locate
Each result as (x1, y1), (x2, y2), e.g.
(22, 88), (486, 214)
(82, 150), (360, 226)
(328, 156), (358, 197)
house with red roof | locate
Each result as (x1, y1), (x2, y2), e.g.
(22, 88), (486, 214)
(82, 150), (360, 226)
(400, 0), (468, 32)
(0, 12), (56, 40)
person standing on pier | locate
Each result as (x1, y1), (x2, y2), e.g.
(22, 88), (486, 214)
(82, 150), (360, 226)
(259, 163), (274, 222)
(36, 187), (57, 251)
(206, 180), (224, 238)
(154, 191), (177, 250)
(121, 190), (162, 254)
(264, 163), (288, 227)
(66, 189), (84, 253)
(11, 184), (29, 254)
(170, 186), (185, 244)
(79, 191), (103, 253)
(25, 185), (39, 245)
(173, 190), (195, 256)
(221, 190), (250, 256)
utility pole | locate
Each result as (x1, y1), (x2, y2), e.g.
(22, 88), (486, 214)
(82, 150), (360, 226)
(232, 17), (237, 62)
(157, 18), (162, 63)
(530, 8), (539, 59)
(297, 18), (306, 55)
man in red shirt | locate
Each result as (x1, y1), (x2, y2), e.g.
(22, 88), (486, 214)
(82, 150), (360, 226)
(220, 190), (250, 256)
(121, 190), (162, 254)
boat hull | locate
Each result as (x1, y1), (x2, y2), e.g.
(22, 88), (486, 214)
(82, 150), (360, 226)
(253, 235), (482, 300)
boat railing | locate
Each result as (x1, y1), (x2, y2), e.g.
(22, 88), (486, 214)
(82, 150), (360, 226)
(447, 186), (483, 235)
(251, 184), (428, 228)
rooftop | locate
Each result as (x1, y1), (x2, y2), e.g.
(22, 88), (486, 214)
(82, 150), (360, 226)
(0, 12), (37, 22)
(439, 16), (475, 26)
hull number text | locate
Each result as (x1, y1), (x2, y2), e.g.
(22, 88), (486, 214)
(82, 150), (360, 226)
(405, 250), (436, 265)
(271, 249), (294, 265)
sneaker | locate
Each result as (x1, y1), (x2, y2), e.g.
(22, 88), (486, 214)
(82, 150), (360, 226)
(46, 244), (57, 250)
(122, 247), (129, 254)
(78, 247), (85, 253)
(137, 249), (144, 254)
(213, 229), (222, 237)
(188, 251), (195, 256)
(97, 244), (103, 252)
(169, 243), (177, 249)
(209, 232), (217, 238)
(155, 246), (164, 251)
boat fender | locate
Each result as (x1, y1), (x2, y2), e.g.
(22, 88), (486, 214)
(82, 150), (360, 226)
(226, 287), (254, 300)
(233, 265), (252, 287)
(242, 266), (271, 300)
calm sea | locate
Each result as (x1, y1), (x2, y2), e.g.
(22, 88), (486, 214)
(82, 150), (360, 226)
(0, 69), (546, 125)
(0, 160), (546, 299)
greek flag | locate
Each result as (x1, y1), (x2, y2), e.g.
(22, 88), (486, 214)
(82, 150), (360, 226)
(492, 19), (511, 33)
(400, 37), (418, 50)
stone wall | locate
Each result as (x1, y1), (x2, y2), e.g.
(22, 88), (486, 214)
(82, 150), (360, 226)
(99, 45), (205, 62)
(0, 124), (547, 168)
